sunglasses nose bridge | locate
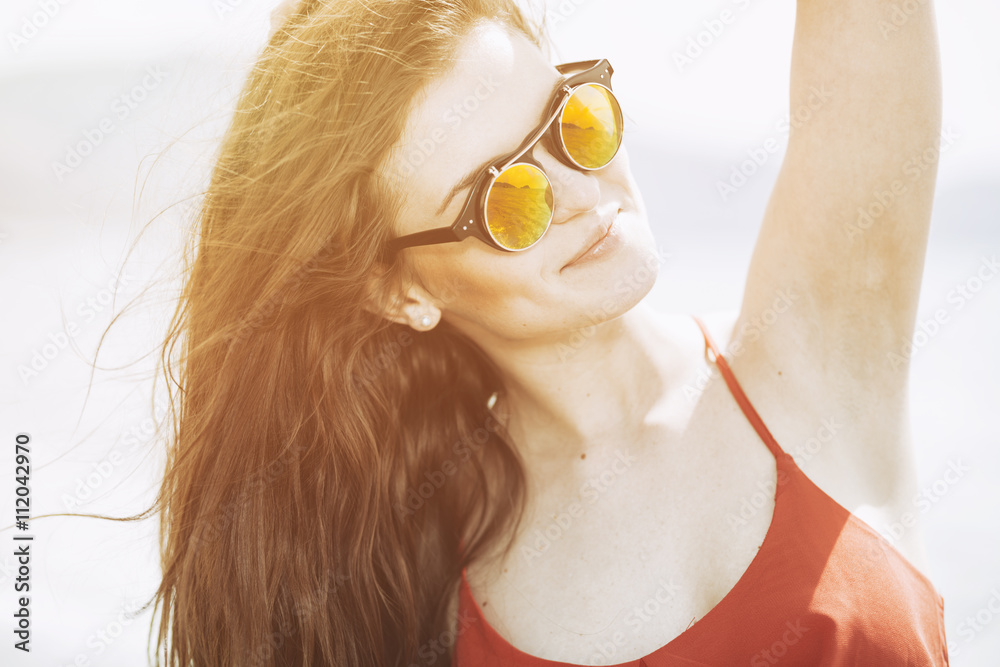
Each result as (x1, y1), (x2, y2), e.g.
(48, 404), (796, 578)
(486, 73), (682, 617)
(525, 151), (601, 229)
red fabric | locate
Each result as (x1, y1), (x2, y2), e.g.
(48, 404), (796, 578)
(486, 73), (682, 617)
(454, 315), (949, 666)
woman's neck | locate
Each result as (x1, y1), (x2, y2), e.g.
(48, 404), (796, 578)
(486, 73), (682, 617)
(488, 302), (682, 467)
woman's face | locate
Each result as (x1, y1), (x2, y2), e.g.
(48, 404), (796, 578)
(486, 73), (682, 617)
(380, 21), (660, 345)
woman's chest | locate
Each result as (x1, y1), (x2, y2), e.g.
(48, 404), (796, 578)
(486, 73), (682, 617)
(457, 355), (928, 663)
(461, 419), (783, 663)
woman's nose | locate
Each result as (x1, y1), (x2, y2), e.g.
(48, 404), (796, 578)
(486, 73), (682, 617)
(530, 141), (601, 223)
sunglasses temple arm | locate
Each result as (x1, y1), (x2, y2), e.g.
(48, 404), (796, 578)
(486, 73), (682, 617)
(385, 226), (461, 254)
(555, 59), (601, 74)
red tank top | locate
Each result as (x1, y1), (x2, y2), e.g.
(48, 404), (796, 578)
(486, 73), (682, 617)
(454, 315), (949, 666)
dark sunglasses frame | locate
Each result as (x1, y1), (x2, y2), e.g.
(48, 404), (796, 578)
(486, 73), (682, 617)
(383, 58), (621, 256)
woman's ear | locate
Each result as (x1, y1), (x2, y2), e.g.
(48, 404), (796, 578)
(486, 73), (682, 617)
(363, 270), (441, 331)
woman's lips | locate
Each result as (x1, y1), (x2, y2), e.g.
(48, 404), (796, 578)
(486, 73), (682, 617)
(562, 209), (623, 270)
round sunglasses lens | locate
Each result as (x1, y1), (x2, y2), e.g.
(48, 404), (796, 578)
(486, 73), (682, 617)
(560, 84), (623, 169)
(484, 163), (554, 250)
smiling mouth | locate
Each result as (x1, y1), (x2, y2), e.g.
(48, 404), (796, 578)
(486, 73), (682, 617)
(562, 209), (621, 270)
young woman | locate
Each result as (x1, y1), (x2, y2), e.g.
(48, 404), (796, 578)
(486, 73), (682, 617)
(151, 0), (946, 664)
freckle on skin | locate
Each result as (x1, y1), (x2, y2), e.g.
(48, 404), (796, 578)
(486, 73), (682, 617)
(581, 453), (586, 460)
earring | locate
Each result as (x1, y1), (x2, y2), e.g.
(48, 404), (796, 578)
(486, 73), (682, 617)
(419, 315), (432, 328)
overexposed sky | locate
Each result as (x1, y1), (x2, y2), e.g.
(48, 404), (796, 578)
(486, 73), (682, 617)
(2, 0), (997, 167)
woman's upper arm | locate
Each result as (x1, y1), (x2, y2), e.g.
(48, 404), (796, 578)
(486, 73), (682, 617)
(735, 0), (943, 391)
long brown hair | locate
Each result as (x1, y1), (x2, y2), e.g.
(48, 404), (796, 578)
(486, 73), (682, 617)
(151, 1), (547, 664)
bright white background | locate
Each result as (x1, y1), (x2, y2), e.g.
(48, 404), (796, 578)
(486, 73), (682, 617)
(0, 0), (997, 665)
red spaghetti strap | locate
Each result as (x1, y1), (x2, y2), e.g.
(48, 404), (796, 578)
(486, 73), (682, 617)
(692, 315), (788, 460)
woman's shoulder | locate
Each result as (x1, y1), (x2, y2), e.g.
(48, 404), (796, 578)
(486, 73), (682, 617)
(650, 305), (921, 534)
(642, 306), (742, 366)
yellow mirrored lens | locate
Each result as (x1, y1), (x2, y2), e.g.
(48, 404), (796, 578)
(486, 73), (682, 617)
(560, 84), (623, 169)
(484, 164), (553, 250)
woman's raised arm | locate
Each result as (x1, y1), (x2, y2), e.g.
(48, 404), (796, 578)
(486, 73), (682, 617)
(737, 0), (943, 393)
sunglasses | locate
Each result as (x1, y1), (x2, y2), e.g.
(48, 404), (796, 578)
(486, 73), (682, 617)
(384, 59), (623, 255)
